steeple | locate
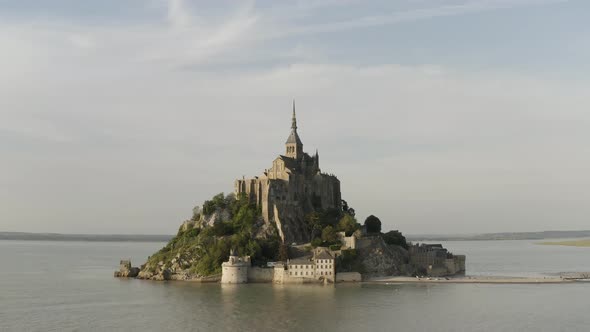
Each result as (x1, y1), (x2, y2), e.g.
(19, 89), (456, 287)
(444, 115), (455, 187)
(313, 149), (320, 173)
(292, 100), (297, 130)
(285, 100), (303, 159)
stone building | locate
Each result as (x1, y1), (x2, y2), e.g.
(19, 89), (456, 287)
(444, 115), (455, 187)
(221, 250), (251, 284)
(235, 102), (342, 244)
(285, 248), (335, 282)
(409, 243), (466, 277)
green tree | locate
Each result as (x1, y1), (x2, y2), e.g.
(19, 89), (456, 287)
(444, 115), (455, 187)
(305, 212), (323, 240)
(382, 230), (408, 249)
(364, 215), (382, 233)
(338, 214), (359, 236)
(321, 225), (339, 244)
(278, 244), (289, 261)
(311, 237), (323, 248)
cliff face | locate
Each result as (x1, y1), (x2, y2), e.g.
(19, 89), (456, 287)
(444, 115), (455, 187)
(355, 237), (409, 278)
(236, 172), (342, 244)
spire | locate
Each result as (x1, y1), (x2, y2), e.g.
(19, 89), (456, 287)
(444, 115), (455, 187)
(313, 149), (320, 173)
(291, 100), (297, 130)
(285, 100), (303, 158)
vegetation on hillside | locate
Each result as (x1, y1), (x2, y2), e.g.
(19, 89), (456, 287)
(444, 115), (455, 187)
(336, 249), (365, 274)
(144, 193), (280, 277)
(382, 230), (409, 249)
(306, 200), (361, 248)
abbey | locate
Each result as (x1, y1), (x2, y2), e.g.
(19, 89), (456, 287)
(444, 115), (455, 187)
(235, 102), (342, 244)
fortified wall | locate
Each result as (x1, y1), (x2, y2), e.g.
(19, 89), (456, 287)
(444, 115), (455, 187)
(409, 244), (466, 277)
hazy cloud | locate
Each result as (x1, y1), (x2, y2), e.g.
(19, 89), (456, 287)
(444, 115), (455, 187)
(0, 0), (588, 235)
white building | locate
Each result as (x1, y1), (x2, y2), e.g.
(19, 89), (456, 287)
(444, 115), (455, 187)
(221, 250), (251, 284)
(314, 250), (335, 279)
(286, 248), (335, 282)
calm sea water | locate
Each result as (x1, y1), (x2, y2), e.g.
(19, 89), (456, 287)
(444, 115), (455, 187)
(1, 239), (589, 331)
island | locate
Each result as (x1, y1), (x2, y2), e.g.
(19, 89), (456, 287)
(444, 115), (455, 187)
(116, 103), (465, 284)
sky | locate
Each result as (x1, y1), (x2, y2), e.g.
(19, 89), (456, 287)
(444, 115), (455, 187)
(1, 0), (589, 235)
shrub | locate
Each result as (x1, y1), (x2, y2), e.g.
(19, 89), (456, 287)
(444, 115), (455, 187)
(338, 214), (359, 236)
(321, 225), (339, 244)
(329, 244), (342, 251)
(311, 237), (323, 248)
(364, 215), (382, 233)
(382, 230), (408, 249)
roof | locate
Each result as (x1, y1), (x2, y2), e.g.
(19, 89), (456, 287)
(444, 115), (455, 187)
(277, 155), (299, 170)
(315, 250), (334, 260)
(288, 256), (314, 265)
(285, 129), (303, 145)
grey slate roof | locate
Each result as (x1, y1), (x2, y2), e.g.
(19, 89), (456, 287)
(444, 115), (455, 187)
(285, 129), (303, 145)
(289, 256), (314, 265)
(315, 250), (334, 260)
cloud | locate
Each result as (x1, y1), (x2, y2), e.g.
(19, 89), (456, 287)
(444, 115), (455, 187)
(0, 0), (587, 235)
(260, 0), (569, 39)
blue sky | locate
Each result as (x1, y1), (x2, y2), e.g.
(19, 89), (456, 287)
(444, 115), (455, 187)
(1, 0), (589, 234)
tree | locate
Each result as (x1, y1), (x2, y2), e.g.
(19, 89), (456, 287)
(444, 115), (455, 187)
(321, 225), (339, 244)
(311, 237), (323, 248)
(341, 199), (356, 217)
(364, 215), (382, 233)
(382, 230), (408, 249)
(338, 214), (359, 236)
(305, 212), (322, 240)
(278, 244), (289, 261)
(191, 205), (201, 221)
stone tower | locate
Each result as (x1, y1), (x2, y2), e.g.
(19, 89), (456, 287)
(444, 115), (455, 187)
(234, 102), (342, 244)
(285, 101), (303, 160)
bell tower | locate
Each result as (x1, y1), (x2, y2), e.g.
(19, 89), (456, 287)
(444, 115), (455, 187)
(285, 100), (303, 159)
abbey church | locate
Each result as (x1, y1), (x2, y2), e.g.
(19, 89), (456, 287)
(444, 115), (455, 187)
(235, 103), (342, 244)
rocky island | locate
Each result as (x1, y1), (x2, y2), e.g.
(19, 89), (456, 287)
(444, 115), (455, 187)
(116, 104), (465, 283)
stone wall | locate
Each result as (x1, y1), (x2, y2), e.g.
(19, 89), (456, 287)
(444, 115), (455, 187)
(247, 267), (274, 283)
(336, 272), (362, 282)
(221, 265), (248, 284)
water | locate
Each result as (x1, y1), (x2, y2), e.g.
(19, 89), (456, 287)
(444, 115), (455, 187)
(440, 239), (590, 277)
(1, 240), (589, 331)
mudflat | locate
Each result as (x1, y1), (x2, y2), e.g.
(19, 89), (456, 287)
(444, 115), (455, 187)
(538, 239), (590, 247)
(367, 276), (571, 284)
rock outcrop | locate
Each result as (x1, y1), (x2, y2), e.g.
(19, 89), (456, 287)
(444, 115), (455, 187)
(114, 260), (140, 278)
(355, 236), (409, 278)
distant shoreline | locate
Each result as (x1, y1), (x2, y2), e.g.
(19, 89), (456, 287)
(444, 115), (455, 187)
(0, 232), (172, 242)
(407, 230), (590, 242)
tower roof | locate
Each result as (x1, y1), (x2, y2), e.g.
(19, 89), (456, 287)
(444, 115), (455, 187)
(285, 100), (303, 145)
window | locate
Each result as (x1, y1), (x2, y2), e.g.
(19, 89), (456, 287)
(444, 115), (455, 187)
(290, 272), (292, 275)
(295, 272), (298, 276)
(321, 272), (323, 275)
(306, 272), (308, 275)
